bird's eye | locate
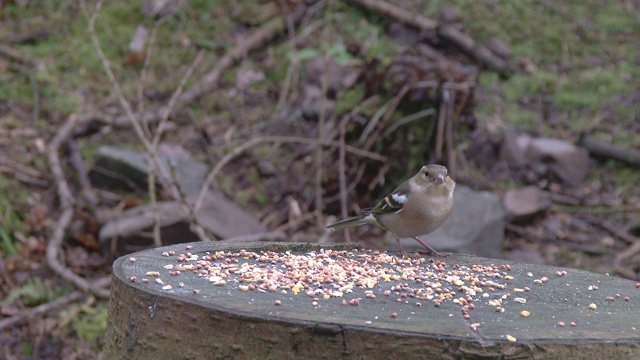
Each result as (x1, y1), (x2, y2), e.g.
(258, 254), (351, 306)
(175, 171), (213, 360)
(423, 170), (430, 177)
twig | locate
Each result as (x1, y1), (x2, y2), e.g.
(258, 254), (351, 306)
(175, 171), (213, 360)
(0, 43), (36, 67)
(346, 0), (508, 72)
(0, 291), (85, 331)
(151, 50), (205, 150)
(136, 5), (181, 124)
(146, 49), (205, 246)
(437, 25), (508, 72)
(65, 139), (99, 210)
(178, 7), (307, 107)
(553, 204), (640, 215)
(194, 136), (387, 212)
(338, 116), (350, 243)
(345, 0), (437, 30)
(445, 87), (456, 175)
(46, 115), (110, 299)
(579, 214), (637, 244)
(0, 155), (48, 187)
(362, 85), (410, 151)
(382, 108), (435, 137)
(315, 2), (335, 226)
(434, 88), (448, 160)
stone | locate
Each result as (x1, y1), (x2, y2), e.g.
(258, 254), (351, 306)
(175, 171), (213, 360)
(91, 146), (268, 255)
(527, 138), (590, 186)
(393, 185), (505, 258)
(99, 191), (267, 256)
(88, 146), (208, 197)
(499, 131), (532, 168)
(499, 133), (591, 186)
(503, 186), (551, 224)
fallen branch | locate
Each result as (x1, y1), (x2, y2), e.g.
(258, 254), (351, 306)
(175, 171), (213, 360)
(178, 7), (307, 107)
(577, 135), (640, 167)
(345, 0), (437, 30)
(0, 291), (84, 331)
(346, 0), (509, 72)
(46, 115), (111, 299)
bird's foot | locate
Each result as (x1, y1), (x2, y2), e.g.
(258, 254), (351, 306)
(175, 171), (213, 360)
(413, 237), (448, 257)
(416, 248), (449, 258)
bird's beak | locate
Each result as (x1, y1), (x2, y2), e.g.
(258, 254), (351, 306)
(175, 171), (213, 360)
(434, 174), (445, 184)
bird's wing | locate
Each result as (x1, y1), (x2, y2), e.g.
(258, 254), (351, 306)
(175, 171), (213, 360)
(367, 180), (411, 216)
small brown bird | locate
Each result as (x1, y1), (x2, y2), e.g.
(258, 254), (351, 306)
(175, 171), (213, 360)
(327, 164), (455, 256)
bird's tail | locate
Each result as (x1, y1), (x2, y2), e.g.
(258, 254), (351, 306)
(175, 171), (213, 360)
(326, 216), (371, 231)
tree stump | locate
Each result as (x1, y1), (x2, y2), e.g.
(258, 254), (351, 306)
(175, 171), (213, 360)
(103, 241), (640, 359)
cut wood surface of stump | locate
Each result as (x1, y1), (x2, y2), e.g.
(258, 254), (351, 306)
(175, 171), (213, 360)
(103, 241), (640, 359)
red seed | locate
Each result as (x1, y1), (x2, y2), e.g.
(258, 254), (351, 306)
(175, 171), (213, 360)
(557, 321), (565, 327)
(570, 322), (577, 327)
(390, 313), (398, 318)
(275, 300), (282, 306)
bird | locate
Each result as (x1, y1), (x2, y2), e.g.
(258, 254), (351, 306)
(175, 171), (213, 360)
(326, 164), (455, 257)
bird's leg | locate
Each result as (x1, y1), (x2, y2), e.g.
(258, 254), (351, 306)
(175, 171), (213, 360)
(395, 237), (408, 257)
(395, 238), (421, 258)
(413, 237), (448, 257)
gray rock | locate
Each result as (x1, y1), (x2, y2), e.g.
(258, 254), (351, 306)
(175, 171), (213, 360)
(89, 146), (208, 197)
(394, 185), (505, 258)
(99, 191), (267, 256)
(527, 138), (590, 186)
(500, 133), (591, 186)
(500, 131), (532, 168)
(92, 146), (268, 255)
(503, 186), (551, 224)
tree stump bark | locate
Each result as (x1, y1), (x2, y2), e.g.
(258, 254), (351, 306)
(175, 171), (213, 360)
(103, 241), (640, 359)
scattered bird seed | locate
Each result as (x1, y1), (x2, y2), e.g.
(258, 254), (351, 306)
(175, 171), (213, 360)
(506, 335), (516, 342)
